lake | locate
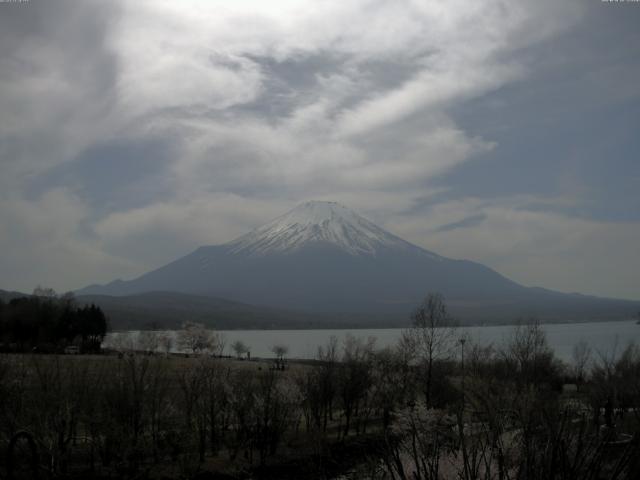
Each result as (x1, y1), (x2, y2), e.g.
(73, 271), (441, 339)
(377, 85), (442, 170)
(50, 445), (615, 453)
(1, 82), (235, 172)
(104, 320), (640, 363)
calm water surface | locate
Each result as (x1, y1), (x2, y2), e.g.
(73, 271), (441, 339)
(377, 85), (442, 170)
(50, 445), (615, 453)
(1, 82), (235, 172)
(105, 320), (640, 363)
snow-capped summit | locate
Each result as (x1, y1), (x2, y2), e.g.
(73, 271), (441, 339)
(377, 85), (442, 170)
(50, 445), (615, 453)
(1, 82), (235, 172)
(226, 200), (420, 256)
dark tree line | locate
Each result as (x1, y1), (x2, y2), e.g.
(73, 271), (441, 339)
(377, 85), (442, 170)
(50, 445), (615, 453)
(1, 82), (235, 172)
(0, 289), (107, 353)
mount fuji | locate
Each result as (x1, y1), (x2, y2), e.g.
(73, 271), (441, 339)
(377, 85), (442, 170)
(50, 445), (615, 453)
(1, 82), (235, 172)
(79, 201), (639, 324)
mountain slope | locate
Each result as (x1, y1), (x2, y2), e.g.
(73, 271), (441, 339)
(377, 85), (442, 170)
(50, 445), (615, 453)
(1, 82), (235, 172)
(78, 201), (640, 323)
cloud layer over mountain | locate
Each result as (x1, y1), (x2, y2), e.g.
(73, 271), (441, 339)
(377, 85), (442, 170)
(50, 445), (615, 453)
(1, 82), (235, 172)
(1, 0), (639, 300)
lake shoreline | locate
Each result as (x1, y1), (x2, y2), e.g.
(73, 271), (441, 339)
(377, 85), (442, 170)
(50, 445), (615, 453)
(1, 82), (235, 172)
(104, 320), (640, 363)
(108, 317), (639, 334)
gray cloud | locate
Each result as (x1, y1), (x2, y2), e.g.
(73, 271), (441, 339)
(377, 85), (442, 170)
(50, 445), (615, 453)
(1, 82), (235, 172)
(386, 195), (640, 300)
(0, 0), (122, 187)
(434, 214), (488, 233)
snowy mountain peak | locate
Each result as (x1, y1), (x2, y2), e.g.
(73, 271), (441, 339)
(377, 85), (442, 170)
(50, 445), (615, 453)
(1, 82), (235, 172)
(225, 201), (426, 257)
(272, 201), (367, 228)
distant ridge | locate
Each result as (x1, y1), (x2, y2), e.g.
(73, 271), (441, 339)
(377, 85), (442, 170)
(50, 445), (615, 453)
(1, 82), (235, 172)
(0, 288), (30, 303)
(75, 291), (353, 330)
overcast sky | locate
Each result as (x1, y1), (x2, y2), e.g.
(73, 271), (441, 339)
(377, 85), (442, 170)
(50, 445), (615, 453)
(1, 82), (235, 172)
(1, 0), (639, 300)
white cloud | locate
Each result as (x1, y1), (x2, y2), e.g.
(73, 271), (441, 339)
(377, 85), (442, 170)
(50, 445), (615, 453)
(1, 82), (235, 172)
(335, 63), (522, 138)
(93, 193), (292, 267)
(386, 196), (640, 300)
(97, 0), (570, 206)
(0, 189), (138, 292)
(0, 2), (128, 189)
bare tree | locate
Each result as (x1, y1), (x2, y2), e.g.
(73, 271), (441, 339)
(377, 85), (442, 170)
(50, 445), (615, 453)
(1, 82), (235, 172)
(504, 318), (555, 387)
(108, 331), (136, 352)
(177, 358), (208, 463)
(198, 358), (231, 456)
(212, 332), (226, 357)
(380, 404), (456, 480)
(60, 291), (77, 308)
(158, 333), (174, 356)
(403, 293), (457, 407)
(231, 340), (249, 359)
(370, 347), (414, 429)
(28, 356), (92, 476)
(253, 370), (296, 465)
(32, 286), (57, 298)
(145, 357), (172, 462)
(138, 330), (160, 354)
(177, 322), (215, 354)
(271, 344), (289, 359)
(612, 342), (640, 427)
(271, 344), (289, 370)
(572, 339), (592, 391)
(316, 336), (339, 431)
(226, 370), (257, 461)
(338, 334), (375, 438)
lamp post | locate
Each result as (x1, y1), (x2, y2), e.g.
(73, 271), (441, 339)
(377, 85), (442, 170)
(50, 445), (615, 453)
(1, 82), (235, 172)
(460, 337), (466, 409)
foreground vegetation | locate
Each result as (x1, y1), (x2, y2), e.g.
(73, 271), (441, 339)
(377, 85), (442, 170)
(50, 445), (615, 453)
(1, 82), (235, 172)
(1, 295), (640, 479)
